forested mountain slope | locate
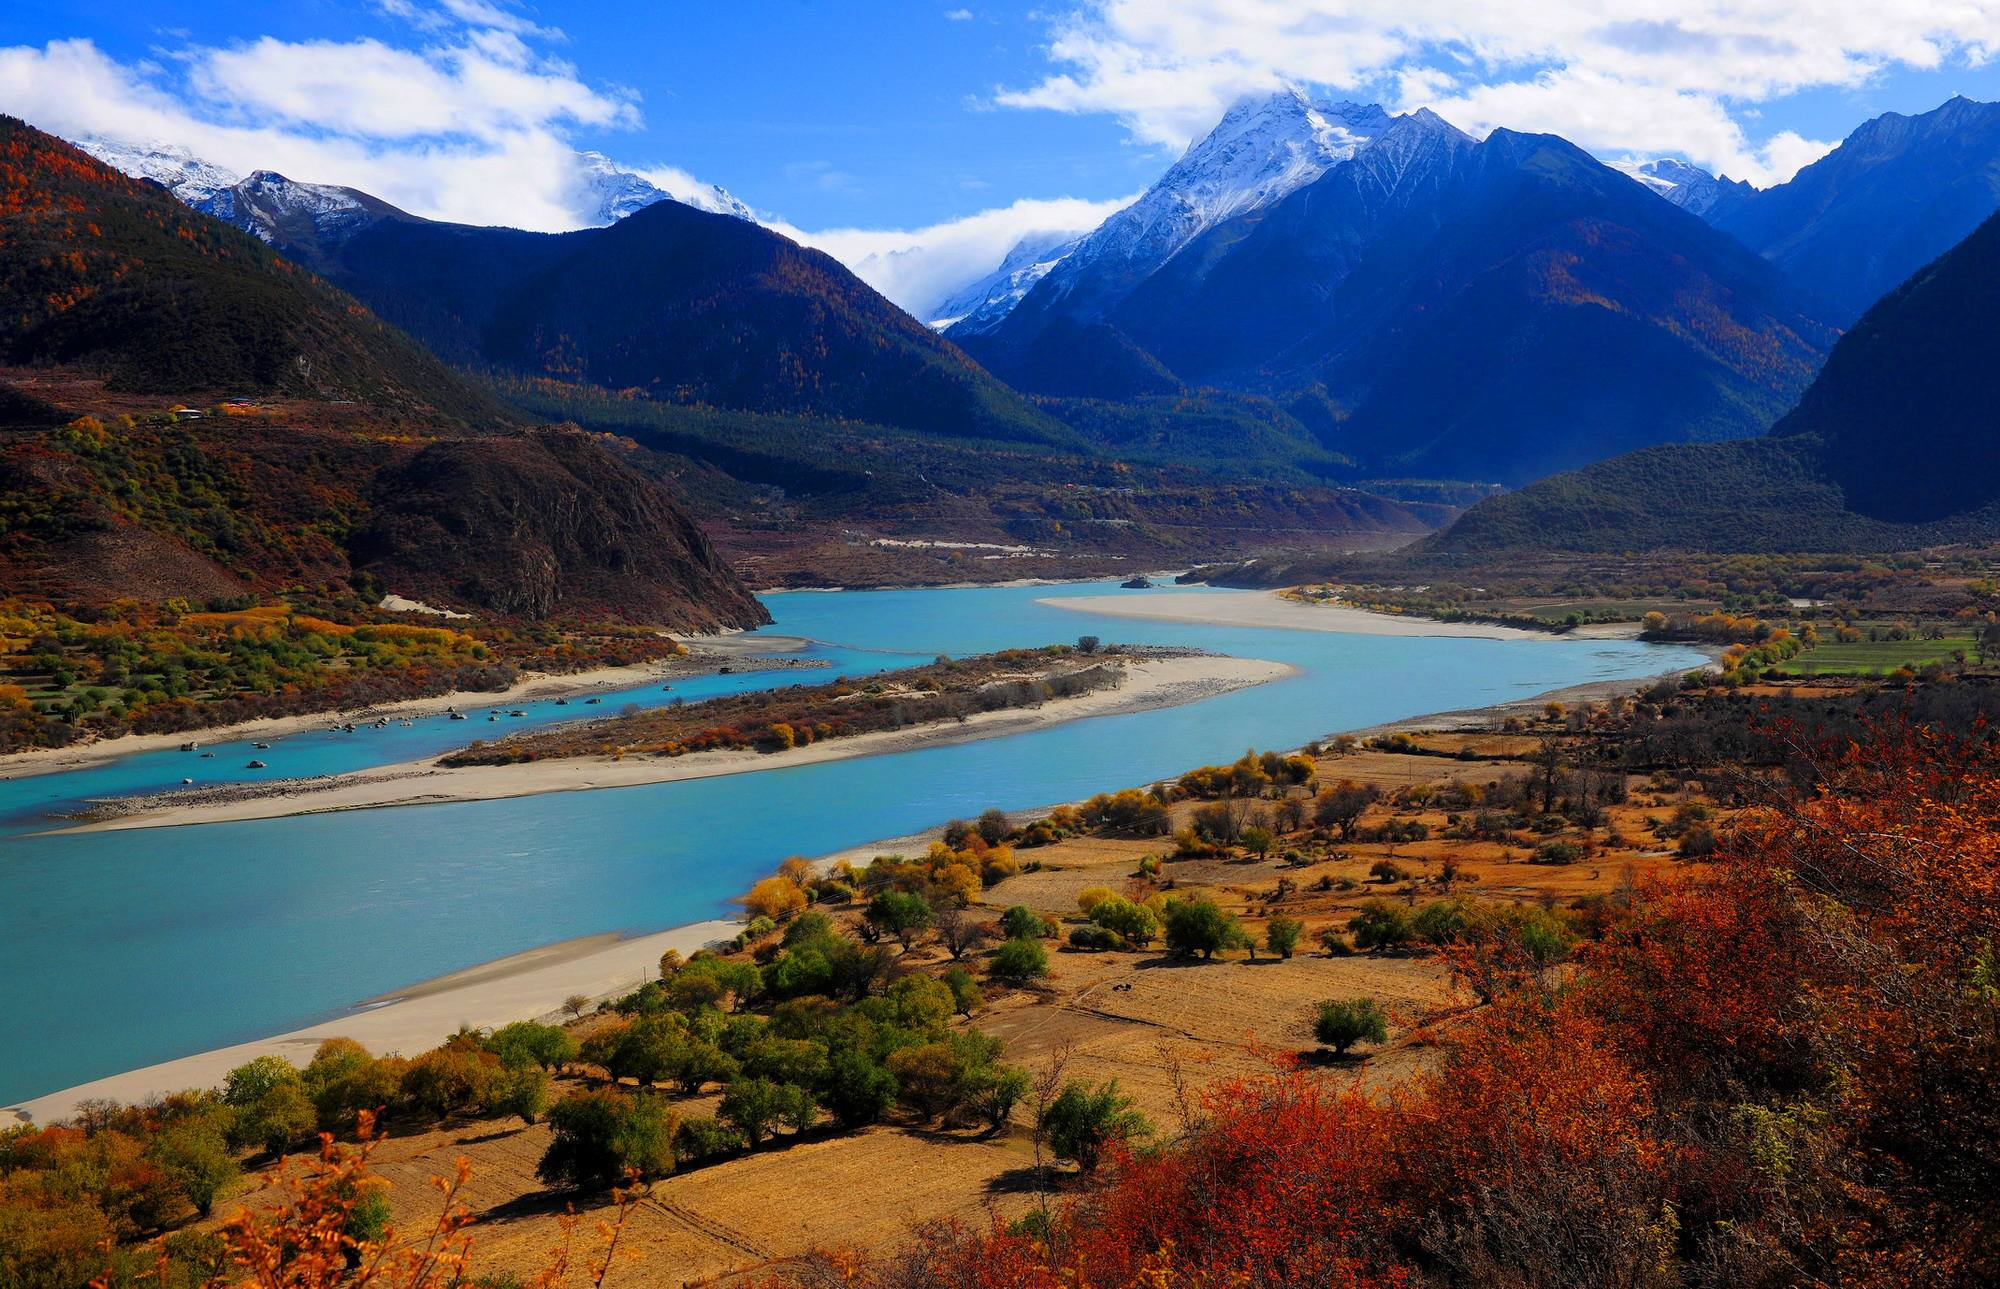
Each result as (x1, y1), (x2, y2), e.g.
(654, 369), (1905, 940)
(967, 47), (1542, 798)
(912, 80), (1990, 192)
(0, 119), (764, 627)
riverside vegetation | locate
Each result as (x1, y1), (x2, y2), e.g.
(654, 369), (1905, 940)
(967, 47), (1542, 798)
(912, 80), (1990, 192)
(438, 644), (1128, 766)
(10, 658), (2000, 1285)
(0, 595), (689, 754)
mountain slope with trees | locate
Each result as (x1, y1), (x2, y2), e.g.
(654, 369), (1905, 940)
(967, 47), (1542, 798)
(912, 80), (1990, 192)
(0, 118), (763, 627)
(1428, 207), (2000, 553)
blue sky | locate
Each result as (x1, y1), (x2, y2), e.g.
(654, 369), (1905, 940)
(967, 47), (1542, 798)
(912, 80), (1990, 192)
(5, 0), (1999, 311)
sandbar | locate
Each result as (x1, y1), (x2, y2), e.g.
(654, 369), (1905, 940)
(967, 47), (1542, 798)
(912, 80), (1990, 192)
(1037, 589), (1558, 639)
(54, 653), (1296, 834)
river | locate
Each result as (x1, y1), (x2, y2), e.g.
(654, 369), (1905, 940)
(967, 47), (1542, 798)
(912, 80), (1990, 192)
(0, 581), (1702, 1105)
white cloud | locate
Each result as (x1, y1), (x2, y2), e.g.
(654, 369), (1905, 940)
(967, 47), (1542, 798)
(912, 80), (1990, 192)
(772, 193), (1134, 316)
(945, 9), (975, 21)
(997, 0), (2000, 183)
(0, 17), (644, 231)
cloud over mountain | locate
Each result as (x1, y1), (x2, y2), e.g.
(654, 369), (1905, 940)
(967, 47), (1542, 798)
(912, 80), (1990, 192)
(995, 0), (2000, 184)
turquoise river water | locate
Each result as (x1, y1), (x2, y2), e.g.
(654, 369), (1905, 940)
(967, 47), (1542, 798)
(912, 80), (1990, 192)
(0, 581), (1702, 1104)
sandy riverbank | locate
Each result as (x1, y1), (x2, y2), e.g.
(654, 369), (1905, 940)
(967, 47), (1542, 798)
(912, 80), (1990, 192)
(1038, 589), (1562, 639)
(54, 654), (1296, 834)
(0, 633), (816, 784)
(4, 919), (740, 1127)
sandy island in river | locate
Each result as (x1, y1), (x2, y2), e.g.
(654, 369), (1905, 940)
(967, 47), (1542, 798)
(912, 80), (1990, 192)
(1036, 588), (1643, 640)
(53, 653), (1296, 835)
(0, 633), (816, 783)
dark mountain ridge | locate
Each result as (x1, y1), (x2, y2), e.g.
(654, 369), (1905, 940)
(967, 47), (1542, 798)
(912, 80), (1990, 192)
(236, 192), (1074, 448)
(1428, 206), (2000, 554)
(1708, 96), (2000, 325)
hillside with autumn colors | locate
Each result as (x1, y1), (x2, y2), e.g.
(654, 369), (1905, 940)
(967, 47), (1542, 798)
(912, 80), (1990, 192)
(0, 118), (763, 630)
(0, 118), (508, 425)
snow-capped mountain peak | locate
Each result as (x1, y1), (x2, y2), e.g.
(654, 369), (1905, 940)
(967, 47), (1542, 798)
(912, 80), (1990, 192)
(209, 171), (408, 248)
(1613, 157), (1739, 216)
(927, 229), (1083, 330)
(576, 151), (754, 224)
(74, 136), (242, 207)
(952, 87), (1397, 332)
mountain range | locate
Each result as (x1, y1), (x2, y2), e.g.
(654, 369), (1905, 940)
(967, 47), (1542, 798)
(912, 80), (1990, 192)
(1620, 96), (2000, 325)
(49, 88), (2000, 554)
(74, 137), (1072, 449)
(1429, 202), (2000, 553)
(0, 118), (763, 626)
(75, 137), (754, 234)
(954, 95), (1839, 484)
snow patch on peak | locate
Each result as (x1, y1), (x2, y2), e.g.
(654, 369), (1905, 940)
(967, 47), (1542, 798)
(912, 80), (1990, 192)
(576, 152), (753, 224)
(74, 136), (241, 207)
(958, 87), (1399, 331)
(928, 229), (1083, 330)
(1613, 157), (1731, 215)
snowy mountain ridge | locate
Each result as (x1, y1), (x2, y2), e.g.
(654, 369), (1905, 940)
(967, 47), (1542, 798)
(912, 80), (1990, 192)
(1611, 156), (1751, 216)
(927, 229), (1083, 330)
(72, 135), (751, 238)
(952, 88), (1397, 334)
(575, 151), (754, 223)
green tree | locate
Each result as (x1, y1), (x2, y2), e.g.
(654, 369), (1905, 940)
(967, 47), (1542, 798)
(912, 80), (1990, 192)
(720, 1077), (793, 1147)
(990, 937), (1050, 985)
(147, 1116), (239, 1217)
(497, 1065), (551, 1124)
(591, 1016), (689, 1085)
(235, 1082), (316, 1155)
(887, 1033), (1003, 1124)
(1314, 998), (1390, 1055)
(1265, 916), (1304, 959)
(673, 1042), (741, 1095)
(823, 1049), (899, 1126)
(538, 1090), (677, 1189)
(966, 1063), (1030, 1134)
(222, 1054), (299, 1108)
(1000, 906), (1051, 940)
(1089, 895), (1160, 948)
(1164, 898), (1239, 959)
(673, 1115), (745, 1162)
(1040, 1080), (1151, 1174)
(486, 1020), (580, 1070)
(1348, 899), (1413, 950)
(941, 964), (984, 1015)
(1410, 899), (1471, 945)
(866, 889), (935, 950)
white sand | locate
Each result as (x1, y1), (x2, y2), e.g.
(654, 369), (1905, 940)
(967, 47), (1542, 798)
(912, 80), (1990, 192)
(0, 637), (813, 783)
(55, 654), (1295, 834)
(3, 920), (739, 1127)
(1037, 589), (1554, 639)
